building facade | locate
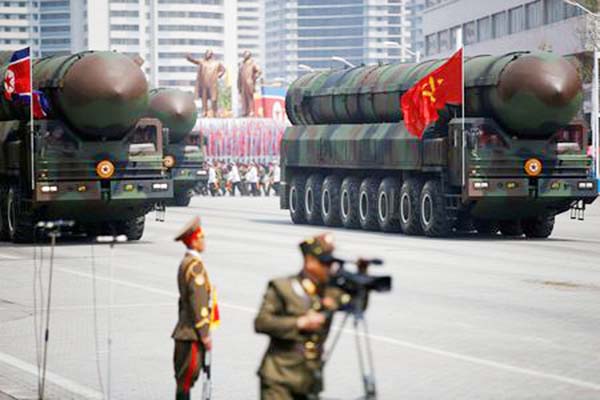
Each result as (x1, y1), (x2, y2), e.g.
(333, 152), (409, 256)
(423, 0), (587, 59)
(0, 1), (39, 57)
(265, 0), (412, 82)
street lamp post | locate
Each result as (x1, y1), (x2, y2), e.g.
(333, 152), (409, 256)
(331, 56), (356, 69)
(384, 41), (421, 63)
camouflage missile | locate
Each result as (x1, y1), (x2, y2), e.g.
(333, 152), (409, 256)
(286, 52), (582, 138)
(0, 51), (148, 139)
(147, 88), (198, 143)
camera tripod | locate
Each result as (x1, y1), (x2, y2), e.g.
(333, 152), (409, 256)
(323, 290), (377, 400)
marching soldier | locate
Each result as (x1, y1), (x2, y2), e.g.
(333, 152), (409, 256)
(254, 233), (350, 400)
(172, 217), (213, 400)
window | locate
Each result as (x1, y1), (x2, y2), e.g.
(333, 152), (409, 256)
(509, 6), (525, 34)
(438, 29), (449, 52)
(492, 12), (508, 38)
(526, 0), (543, 29)
(464, 21), (477, 45)
(545, 0), (565, 23)
(477, 17), (491, 42)
(425, 33), (437, 56)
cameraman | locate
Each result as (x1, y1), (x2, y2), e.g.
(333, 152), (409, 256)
(254, 233), (351, 400)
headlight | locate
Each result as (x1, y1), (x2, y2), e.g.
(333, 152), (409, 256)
(96, 160), (115, 179)
(578, 181), (594, 190)
(152, 182), (169, 191)
(473, 181), (489, 189)
(524, 158), (542, 177)
(197, 170), (207, 175)
(163, 155), (176, 168)
(40, 185), (58, 193)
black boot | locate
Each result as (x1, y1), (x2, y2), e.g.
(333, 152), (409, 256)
(176, 391), (190, 400)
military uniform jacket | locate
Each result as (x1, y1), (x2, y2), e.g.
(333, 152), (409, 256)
(254, 275), (346, 395)
(172, 251), (211, 341)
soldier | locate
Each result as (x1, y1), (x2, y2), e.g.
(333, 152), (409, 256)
(172, 217), (213, 400)
(254, 233), (349, 400)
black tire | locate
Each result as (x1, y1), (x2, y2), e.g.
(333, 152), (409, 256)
(522, 216), (555, 239)
(473, 219), (499, 235)
(0, 183), (8, 241)
(7, 184), (34, 243)
(358, 177), (380, 231)
(419, 179), (451, 237)
(120, 216), (145, 241)
(499, 220), (523, 237)
(377, 178), (401, 233)
(174, 190), (192, 207)
(289, 175), (307, 224)
(321, 175), (342, 227)
(305, 174), (324, 225)
(399, 178), (423, 235)
(340, 176), (361, 229)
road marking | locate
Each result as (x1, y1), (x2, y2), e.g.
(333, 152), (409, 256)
(0, 253), (20, 260)
(56, 266), (600, 392)
(0, 351), (103, 399)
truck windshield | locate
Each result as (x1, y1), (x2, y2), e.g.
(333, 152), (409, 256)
(40, 125), (79, 156)
(128, 125), (158, 155)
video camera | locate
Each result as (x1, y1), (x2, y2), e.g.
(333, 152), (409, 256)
(329, 258), (392, 314)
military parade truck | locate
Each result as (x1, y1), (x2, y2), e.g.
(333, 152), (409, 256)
(147, 88), (206, 207)
(280, 51), (598, 238)
(0, 51), (173, 242)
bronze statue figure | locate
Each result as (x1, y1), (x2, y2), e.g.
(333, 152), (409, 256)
(237, 51), (262, 118)
(186, 50), (226, 118)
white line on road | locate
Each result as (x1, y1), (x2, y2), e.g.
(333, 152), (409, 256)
(56, 266), (600, 392)
(0, 253), (20, 260)
(0, 351), (103, 400)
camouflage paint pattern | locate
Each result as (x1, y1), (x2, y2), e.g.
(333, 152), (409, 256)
(147, 88), (198, 143)
(146, 88), (204, 198)
(287, 52), (582, 139)
(0, 51), (149, 140)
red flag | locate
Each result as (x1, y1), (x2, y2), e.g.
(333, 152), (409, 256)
(3, 48), (30, 101)
(401, 48), (463, 139)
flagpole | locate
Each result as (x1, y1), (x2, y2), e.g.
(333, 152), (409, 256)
(29, 46), (35, 191)
(456, 29), (465, 187)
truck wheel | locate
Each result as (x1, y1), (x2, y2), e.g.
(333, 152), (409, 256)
(0, 184), (8, 240)
(305, 174), (324, 225)
(419, 180), (451, 237)
(358, 178), (380, 231)
(522, 216), (555, 239)
(399, 178), (423, 235)
(499, 220), (523, 237)
(120, 216), (145, 241)
(473, 219), (499, 235)
(321, 175), (342, 227)
(289, 175), (307, 224)
(340, 176), (361, 229)
(7, 185), (34, 243)
(377, 178), (401, 233)
(174, 190), (192, 207)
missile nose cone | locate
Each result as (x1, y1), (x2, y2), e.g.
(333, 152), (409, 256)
(148, 88), (198, 142)
(498, 53), (581, 107)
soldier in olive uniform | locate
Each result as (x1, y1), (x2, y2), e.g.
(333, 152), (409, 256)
(254, 233), (350, 400)
(172, 216), (213, 400)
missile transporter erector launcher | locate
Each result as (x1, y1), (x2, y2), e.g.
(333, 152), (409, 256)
(147, 88), (206, 207)
(280, 51), (598, 238)
(0, 51), (173, 242)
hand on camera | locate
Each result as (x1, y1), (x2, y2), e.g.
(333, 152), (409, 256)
(296, 310), (325, 332)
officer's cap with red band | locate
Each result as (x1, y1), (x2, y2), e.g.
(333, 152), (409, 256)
(174, 216), (205, 247)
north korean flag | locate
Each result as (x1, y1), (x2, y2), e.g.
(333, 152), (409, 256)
(3, 47), (31, 101)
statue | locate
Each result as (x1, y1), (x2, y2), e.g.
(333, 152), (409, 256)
(186, 50), (226, 117)
(237, 50), (262, 117)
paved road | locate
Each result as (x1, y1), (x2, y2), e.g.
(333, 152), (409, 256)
(0, 197), (599, 400)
